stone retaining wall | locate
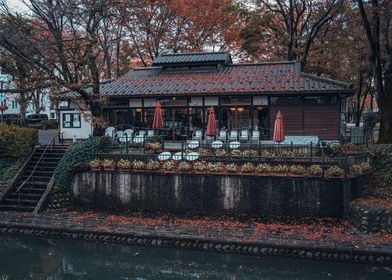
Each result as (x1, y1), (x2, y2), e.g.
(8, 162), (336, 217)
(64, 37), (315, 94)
(349, 204), (392, 233)
(0, 226), (390, 265)
(71, 172), (368, 218)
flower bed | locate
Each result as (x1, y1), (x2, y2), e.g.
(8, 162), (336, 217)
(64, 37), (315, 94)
(88, 159), (372, 179)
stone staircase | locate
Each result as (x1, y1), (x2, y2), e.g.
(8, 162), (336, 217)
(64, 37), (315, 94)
(0, 145), (68, 212)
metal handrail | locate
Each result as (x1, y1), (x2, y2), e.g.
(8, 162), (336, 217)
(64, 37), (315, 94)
(15, 132), (64, 194)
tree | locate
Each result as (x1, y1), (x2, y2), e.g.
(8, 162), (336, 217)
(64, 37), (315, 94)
(241, 0), (343, 68)
(357, 0), (392, 143)
(0, 0), (119, 135)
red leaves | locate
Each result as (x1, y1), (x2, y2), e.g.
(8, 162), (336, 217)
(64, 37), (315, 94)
(63, 210), (392, 247)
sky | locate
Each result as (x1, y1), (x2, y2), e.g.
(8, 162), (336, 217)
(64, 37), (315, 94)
(6, 0), (29, 12)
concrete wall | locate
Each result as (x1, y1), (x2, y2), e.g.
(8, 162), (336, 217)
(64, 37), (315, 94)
(71, 172), (367, 218)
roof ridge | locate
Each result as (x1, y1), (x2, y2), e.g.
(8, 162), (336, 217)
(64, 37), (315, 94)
(158, 51), (230, 57)
(229, 61), (299, 67)
(300, 72), (352, 88)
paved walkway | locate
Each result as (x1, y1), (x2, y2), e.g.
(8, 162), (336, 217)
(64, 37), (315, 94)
(0, 210), (391, 255)
(38, 129), (59, 145)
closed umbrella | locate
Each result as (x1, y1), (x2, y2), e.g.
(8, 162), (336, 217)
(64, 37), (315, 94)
(206, 107), (217, 136)
(152, 100), (163, 129)
(273, 110), (285, 142)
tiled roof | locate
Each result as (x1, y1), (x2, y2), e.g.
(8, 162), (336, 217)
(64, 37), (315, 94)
(101, 60), (353, 97)
(152, 52), (232, 66)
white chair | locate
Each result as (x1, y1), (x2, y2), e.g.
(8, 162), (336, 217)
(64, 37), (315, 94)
(120, 129), (133, 143)
(114, 130), (125, 143)
(228, 130), (238, 142)
(146, 130), (154, 138)
(239, 129), (249, 143)
(105, 127), (115, 137)
(192, 130), (203, 141)
(217, 130), (227, 143)
(251, 130), (260, 144)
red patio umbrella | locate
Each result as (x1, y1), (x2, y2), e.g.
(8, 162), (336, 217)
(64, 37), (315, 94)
(273, 110), (285, 142)
(152, 100), (163, 129)
(206, 107), (217, 136)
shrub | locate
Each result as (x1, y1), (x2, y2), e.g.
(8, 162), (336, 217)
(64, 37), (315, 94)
(177, 161), (192, 171)
(309, 165), (322, 176)
(0, 124), (37, 159)
(327, 165), (344, 177)
(146, 160), (160, 171)
(53, 136), (111, 192)
(193, 161), (206, 172)
(289, 165), (307, 175)
(226, 163), (239, 173)
(272, 165), (289, 174)
(207, 162), (224, 173)
(89, 159), (101, 169)
(162, 160), (176, 171)
(240, 162), (255, 173)
(359, 162), (373, 173)
(255, 163), (272, 174)
(117, 159), (132, 169)
(133, 160), (146, 170)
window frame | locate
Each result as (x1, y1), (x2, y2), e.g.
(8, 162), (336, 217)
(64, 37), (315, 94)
(62, 113), (81, 128)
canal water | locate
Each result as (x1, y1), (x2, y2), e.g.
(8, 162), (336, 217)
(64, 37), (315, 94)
(0, 235), (390, 279)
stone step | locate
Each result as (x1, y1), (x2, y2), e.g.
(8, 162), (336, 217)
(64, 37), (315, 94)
(0, 205), (35, 211)
(7, 192), (42, 199)
(3, 198), (39, 206)
(17, 187), (46, 194)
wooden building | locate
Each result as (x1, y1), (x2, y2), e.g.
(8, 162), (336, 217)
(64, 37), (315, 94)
(96, 52), (354, 141)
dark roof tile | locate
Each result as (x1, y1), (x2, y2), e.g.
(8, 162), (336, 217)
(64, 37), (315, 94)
(101, 60), (353, 97)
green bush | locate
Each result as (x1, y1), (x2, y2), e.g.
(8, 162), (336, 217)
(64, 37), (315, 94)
(0, 158), (24, 181)
(53, 136), (111, 192)
(0, 124), (37, 158)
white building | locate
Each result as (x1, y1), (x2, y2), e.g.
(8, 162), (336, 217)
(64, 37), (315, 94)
(0, 71), (57, 120)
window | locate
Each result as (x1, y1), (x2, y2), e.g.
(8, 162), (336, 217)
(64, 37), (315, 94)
(11, 101), (17, 109)
(63, 113), (81, 128)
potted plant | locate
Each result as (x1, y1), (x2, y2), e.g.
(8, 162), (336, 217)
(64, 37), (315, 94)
(272, 164), (288, 176)
(146, 160), (160, 172)
(89, 159), (101, 171)
(242, 149), (258, 158)
(117, 159), (132, 170)
(240, 162), (255, 175)
(327, 165), (344, 177)
(145, 142), (162, 153)
(289, 165), (307, 176)
(177, 161), (192, 173)
(162, 160), (176, 173)
(197, 148), (210, 156)
(260, 150), (275, 158)
(359, 162), (373, 174)
(308, 164), (322, 177)
(102, 159), (116, 171)
(193, 161), (206, 174)
(255, 163), (272, 176)
(132, 160), (146, 171)
(207, 162), (225, 174)
(280, 150), (295, 158)
(226, 163), (239, 174)
(216, 149), (227, 157)
(230, 149), (242, 157)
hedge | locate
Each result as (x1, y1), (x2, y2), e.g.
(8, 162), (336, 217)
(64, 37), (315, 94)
(53, 136), (111, 192)
(0, 124), (37, 159)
